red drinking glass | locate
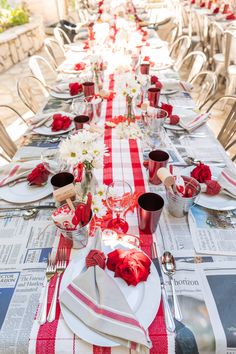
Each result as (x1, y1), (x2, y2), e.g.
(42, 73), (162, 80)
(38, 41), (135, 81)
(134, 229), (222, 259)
(137, 192), (164, 233)
(149, 150), (169, 185)
(83, 82), (95, 97)
(140, 63), (150, 75)
(148, 87), (161, 107)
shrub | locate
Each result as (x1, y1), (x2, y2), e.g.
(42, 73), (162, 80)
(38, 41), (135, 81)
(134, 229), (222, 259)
(0, 1), (29, 33)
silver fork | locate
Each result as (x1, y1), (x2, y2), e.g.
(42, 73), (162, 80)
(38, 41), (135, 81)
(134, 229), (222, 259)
(38, 253), (56, 325)
(47, 249), (67, 322)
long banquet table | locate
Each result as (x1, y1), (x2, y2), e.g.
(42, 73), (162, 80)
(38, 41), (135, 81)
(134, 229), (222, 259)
(0, 11), (236, 354)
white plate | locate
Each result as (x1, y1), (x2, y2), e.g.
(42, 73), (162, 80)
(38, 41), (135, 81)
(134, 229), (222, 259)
(33, 112), (75, 136)
(60, 239), (161, 347)
(161, 89), (178, 95)
(164, 108), (197, 131)
(0, 179), (53, 203)
(181, 166), (236, 210)
(50, 85), (83, 100)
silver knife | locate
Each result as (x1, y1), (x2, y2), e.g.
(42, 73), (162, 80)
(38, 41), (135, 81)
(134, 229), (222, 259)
(0, 204), (56, 212)
(151, 242), (175, 332)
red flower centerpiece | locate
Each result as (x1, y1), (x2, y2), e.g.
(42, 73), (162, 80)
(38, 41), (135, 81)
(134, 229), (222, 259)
(27, 163), (49, 186)
(107, 249), (151, 286)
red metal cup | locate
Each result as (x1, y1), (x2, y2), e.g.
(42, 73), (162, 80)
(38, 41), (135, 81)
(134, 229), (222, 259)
(222, 4), (229, 13)
(74, 115), (90, 130)
(140, 63), (150, 75)
(208, 0), (212, 9)
(148, 87), (161, 108)
(148, 150), (169, 185)
(137, 192), (164, 233)
(83, 82), (95, 97)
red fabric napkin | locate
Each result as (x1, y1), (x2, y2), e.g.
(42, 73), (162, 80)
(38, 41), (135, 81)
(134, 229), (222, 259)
(155, 81), (163, 90)
(226, 13), (236, 20)
(200, 2), (206, 7)
(107, 249), (151, 286)
(74, 62), (86, 71)
(51, 113), (72, 131)
(213, 7), (219, 13)
(161, 103), (173, 116)
(151, 75), (159, 85)
(27, 163), (49, 186)
(69, 82), (83, 96)
(83, 41), (89, 50)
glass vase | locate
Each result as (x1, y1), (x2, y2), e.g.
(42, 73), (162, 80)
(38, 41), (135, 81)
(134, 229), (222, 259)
(80, 169), (98, 198)
(126, 96), (135, 120)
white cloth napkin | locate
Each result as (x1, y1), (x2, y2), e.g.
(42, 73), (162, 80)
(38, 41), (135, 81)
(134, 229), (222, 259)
(218, 168), (236, 197)
(60, 230), (152, 353)
(179, 113), (210, 132)
(30, 113), (53, 128)
(0, 160), (36, 186)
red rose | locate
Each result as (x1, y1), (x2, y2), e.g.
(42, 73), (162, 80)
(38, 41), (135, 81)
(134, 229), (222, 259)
(74, 63), (86, 71)
(191, 162), (212, 183)
(161, 103), (173, 116)
(51, 113), (72, 131)
(107, 249), (151, 286)
(27, 163), (49, 186)
(107, 249), (128, 272)
(69, 82), (83, 96)
(151, 75), (158, 85)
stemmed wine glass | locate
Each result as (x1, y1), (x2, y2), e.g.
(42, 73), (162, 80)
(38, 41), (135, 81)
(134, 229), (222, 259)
(106, 180), (133, 233)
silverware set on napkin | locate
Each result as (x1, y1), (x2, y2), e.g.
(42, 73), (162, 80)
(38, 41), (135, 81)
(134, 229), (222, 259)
(151, 242), (182, 332)
(38, 249), (67, 324)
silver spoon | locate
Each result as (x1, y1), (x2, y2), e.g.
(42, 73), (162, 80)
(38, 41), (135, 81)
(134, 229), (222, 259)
(0, 209), (39, 220)
(161, 251), (182, 321)
(185, 157), (225, 167)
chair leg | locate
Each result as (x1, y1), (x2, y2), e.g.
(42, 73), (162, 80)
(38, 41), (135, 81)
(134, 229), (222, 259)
(0, 152), (11, 162)
(225, 75), (236, 96)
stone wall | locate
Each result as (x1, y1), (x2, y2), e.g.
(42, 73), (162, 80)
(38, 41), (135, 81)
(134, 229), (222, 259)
(0, 16), (45, 73)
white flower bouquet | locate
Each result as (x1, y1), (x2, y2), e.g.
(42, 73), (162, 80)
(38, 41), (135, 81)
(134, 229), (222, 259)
(59, 131), (109, 170)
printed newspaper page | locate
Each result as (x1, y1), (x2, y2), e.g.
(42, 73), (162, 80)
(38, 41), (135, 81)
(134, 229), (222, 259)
(199, 262), (236, 354)
(0, 264), (46, 354)
(188, 205), (236, 256)
(0, 216), (56, 265)
(153, 246), (216, 354)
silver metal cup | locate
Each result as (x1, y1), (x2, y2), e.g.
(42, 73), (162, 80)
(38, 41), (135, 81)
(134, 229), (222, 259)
(165, 176), (201, 218)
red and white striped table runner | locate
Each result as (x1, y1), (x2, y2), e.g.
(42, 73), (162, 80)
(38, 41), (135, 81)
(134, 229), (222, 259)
(29, 74), (174, 354)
